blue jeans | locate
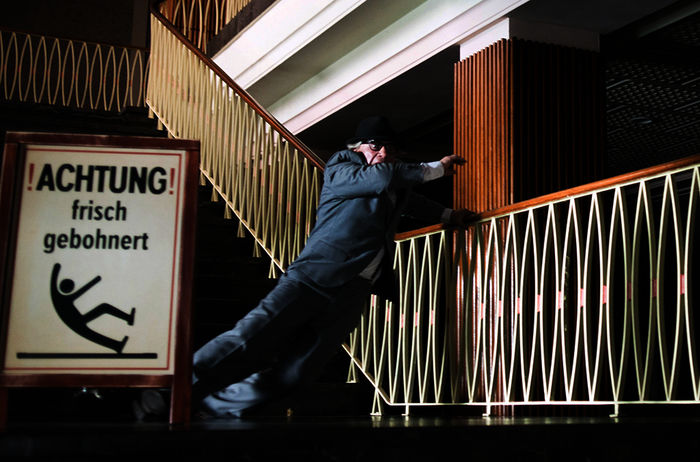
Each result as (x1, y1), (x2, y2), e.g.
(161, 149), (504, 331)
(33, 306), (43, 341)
(192, 274), (371, 417)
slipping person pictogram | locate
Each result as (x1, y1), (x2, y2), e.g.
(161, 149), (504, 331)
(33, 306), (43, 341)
(50, 263), (136, 354)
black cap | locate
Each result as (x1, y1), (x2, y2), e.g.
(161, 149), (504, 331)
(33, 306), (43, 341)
(346, 116), (397, 145)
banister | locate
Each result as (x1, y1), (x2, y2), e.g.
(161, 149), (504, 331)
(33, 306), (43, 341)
(0, 26), (149, 52)
(395, 223), (448, 242)
(149, 6), (324, 171)
(0, 28), (148, 112)
(479, 153), (700, 219)
(147, 8), (323, 274)
(348, 153), (700, 415)
(395, 153), (700, 242)
(156, 0), (255, 53)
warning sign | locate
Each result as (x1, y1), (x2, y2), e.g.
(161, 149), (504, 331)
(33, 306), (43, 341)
(2, 143), (191, 374)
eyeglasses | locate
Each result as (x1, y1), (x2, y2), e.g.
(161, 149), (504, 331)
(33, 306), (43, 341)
(366, 140), (396, 153)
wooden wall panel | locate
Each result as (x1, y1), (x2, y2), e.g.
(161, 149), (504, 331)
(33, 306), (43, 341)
(454, 39), (604, 212)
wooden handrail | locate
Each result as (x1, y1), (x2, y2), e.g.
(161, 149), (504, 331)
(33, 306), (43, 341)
(395, 152), (700, 241)
(149, 6), (325, 171)
(482, 153), (700, 218)
(395, 223), (447, 241)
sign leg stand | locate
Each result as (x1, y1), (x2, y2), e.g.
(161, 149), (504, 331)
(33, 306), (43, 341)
(169, 379), (191, 424)
(0, 387), (7, 429)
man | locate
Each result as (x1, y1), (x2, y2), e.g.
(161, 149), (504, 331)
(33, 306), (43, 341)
(190, 116), (470, 418)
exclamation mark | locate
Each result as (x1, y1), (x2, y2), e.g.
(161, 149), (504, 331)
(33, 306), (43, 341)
(27, 163), (35, 190)
(169, 168), (175, 195)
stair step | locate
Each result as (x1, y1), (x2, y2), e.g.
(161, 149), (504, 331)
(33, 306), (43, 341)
(195, 287), (274, 307)
(0, 102), (166, 141)
(195, 270), (275, 288)
(195, 255), (268, 270)
(193, 297), (272, 322)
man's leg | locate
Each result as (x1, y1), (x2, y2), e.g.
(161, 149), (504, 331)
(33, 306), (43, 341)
(274, 277), (372, 386)
(198, 370), (284, 418)
(191, 275), (329, 404)
(198, 277), (372, 417)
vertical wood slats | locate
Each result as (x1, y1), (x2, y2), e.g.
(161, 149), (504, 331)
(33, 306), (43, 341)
(454, 38), (604, 214)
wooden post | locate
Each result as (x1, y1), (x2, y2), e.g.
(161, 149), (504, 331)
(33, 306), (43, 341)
(453, 38), (605, 213)
(453, 39), (604, 415)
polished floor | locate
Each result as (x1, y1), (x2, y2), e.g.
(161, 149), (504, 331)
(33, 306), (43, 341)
(2, 388), (700, 461)
(4, 414), (700, 461)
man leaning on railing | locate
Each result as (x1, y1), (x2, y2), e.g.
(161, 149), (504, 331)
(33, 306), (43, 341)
(139, 116), (473, 419)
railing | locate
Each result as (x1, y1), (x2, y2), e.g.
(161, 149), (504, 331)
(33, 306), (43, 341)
(157, 0), (255, 53)
(0, 28), (148, 112)
(345, 155), (700, 416)
(147, 9), (323, 275)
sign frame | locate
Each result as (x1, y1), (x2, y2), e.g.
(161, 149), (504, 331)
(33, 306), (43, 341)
(0, 132), (200, 425)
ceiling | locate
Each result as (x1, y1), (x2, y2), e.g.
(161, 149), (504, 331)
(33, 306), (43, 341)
(296, 45), (459, 162)
(297, 0), (700, 177)
(1, 0), (697, 177)
(602, 2), (700, 174)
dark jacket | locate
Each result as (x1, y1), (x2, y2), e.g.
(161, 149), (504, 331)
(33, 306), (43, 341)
(286, 149), (446, 300)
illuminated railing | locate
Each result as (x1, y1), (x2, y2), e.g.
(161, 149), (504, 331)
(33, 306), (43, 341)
(0, 28), (148, 112)
(345, 155), (700, 415)
(147, 10), (323, 274)
(158, 0), (254, 53)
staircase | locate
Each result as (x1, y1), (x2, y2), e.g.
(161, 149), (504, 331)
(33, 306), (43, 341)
(192, 183), (278, 351)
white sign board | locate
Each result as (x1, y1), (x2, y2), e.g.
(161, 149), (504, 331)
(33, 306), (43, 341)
(3, 144), (187, 374)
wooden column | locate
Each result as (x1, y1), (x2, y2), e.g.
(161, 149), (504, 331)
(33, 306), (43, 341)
(453, 38), (605, 416)
(454, 38), (604, 212)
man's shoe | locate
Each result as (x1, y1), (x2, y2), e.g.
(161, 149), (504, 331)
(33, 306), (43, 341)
(132, 389), (168, 422)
